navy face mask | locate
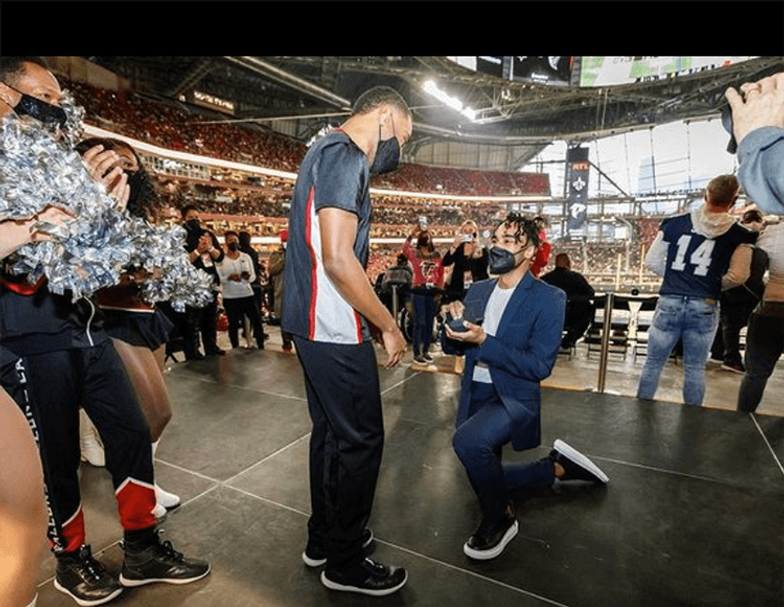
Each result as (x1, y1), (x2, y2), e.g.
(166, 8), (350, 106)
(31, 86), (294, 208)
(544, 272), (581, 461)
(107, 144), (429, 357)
(369, 117), (401, 175)
(488, 246), (523, 275)
(4, 84), (67, 128)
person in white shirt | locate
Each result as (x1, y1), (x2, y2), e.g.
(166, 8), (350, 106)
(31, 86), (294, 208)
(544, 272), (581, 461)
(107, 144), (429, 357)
(217, 231), (265, 349)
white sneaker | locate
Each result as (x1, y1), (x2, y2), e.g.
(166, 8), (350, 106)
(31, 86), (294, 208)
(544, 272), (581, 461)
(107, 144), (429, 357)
(79, 410), (105, 467)
(155, 484), (180, 510)
(552, 439), (609, 483)
(152, 502), (168, 521)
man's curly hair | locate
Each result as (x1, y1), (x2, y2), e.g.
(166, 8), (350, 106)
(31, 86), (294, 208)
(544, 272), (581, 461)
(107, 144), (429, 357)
(495, 212), (541, 250)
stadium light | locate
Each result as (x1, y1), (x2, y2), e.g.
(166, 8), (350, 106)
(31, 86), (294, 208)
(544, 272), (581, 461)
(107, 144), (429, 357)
(423, 80), (476, 121)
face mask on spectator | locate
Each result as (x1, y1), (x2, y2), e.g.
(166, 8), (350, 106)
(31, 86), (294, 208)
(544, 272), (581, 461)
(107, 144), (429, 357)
(185, 218), (200, 231)
(227, 242), (239, 252)
(125, 168), (151, 218)
(3, 83), (67, 128)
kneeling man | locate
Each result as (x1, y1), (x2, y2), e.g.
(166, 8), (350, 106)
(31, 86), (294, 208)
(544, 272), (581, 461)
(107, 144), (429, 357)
(444, 214), (609, 561)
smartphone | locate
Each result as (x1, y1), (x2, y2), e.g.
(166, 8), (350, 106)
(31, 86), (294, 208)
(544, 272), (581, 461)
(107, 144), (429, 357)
(445, 312), (470, 333)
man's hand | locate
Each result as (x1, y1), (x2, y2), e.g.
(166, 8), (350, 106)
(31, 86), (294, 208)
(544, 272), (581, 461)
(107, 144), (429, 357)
(445, 319), (486, 346)
(442, 299), (487, 344)
(726, 72), (784, 145)
(443, 300), (465, 321)
(380, 324), (407, 369)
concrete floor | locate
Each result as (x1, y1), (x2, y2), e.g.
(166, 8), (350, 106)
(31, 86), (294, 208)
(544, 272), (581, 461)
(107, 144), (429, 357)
(34, 329), (784, 607)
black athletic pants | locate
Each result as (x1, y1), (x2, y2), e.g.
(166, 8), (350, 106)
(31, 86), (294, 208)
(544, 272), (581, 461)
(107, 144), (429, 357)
(293, 336), (384, 571)
(1, 340), (155, 554)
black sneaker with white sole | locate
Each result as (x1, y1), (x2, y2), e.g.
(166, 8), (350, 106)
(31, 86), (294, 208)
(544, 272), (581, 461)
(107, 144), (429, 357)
(321, 558), (407, 596)
(119, 529), (210, 587)
(54, 545), (123, 606)
(302, 528), (374, 567)
(551, 439), (609, 483)
(463, 507), (519, 560)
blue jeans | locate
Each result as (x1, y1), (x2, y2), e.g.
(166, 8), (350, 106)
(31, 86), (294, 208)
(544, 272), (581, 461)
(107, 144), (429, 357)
(453, 382), (554, 523)
(637, 295), (719, 406)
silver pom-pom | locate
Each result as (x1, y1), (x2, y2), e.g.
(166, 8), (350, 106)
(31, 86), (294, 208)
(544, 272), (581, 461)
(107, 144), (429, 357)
(1, 99), (213, 308)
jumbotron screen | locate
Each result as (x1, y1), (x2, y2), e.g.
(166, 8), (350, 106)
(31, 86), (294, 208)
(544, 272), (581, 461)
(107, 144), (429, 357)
(577, 56), (758, 87)
(447, 56), (572, 85)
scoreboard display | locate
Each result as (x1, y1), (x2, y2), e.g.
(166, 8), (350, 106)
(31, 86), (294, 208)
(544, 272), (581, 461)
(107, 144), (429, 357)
(447, 56), (758, 88)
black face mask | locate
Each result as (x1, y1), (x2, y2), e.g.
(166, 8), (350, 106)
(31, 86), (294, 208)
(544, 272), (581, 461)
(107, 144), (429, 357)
(369, 117), (402, 175)
(488, 246), (524, 275)
(4, 84), (67, 128)
(125, 169), (152, 218)
(227, 242), (239, 252)
(185, 218), (201, 232)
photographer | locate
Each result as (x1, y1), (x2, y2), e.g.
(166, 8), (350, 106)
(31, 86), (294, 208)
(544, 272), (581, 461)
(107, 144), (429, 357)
(180, 205), (225, 359)
(442, 219), (488, 304)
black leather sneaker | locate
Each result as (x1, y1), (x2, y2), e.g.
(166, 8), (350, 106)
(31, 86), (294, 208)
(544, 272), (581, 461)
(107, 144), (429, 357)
(119, 530), (210, 587)
(463, 507), (519, 560)
(54, 545), (123, 606)
(302, 528), (374, 568)
(321, 557), (407, 596)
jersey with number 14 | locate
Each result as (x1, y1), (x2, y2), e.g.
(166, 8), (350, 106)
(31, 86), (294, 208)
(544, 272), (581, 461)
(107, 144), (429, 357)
(658, 213), (757, 299)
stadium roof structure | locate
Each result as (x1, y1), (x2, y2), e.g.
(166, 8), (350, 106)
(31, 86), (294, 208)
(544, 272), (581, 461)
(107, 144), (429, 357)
(83, 56), (784, 170)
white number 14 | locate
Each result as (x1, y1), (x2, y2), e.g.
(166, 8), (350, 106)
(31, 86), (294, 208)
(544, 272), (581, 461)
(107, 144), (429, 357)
(671, 234), (715, 276)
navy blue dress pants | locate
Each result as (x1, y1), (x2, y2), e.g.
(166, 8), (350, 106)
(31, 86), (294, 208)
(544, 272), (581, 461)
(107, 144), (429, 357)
(453, 382), (554, 523)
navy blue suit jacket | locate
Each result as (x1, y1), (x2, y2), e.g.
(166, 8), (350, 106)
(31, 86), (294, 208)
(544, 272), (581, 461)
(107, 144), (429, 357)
(453, 272), (566, 451)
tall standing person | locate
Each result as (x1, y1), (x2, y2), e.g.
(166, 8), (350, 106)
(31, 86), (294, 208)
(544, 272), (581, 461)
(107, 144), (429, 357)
(281, 86), (411, 596)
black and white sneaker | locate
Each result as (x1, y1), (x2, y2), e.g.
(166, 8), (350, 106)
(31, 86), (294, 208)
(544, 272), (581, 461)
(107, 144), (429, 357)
(119, 530), (210, 587)
(321, 558), (407, 596)
(302, 528), (374, 567)
(463, 507), (519, 561)
(54, 545), (123, 606)
(552, 439), (609, 483)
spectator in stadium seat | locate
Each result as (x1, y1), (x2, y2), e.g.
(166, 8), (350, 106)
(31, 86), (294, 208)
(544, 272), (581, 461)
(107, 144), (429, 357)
(540, 252), (595, 350)
(637, 175), (757, 406)
(726, 72), (784, 216)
